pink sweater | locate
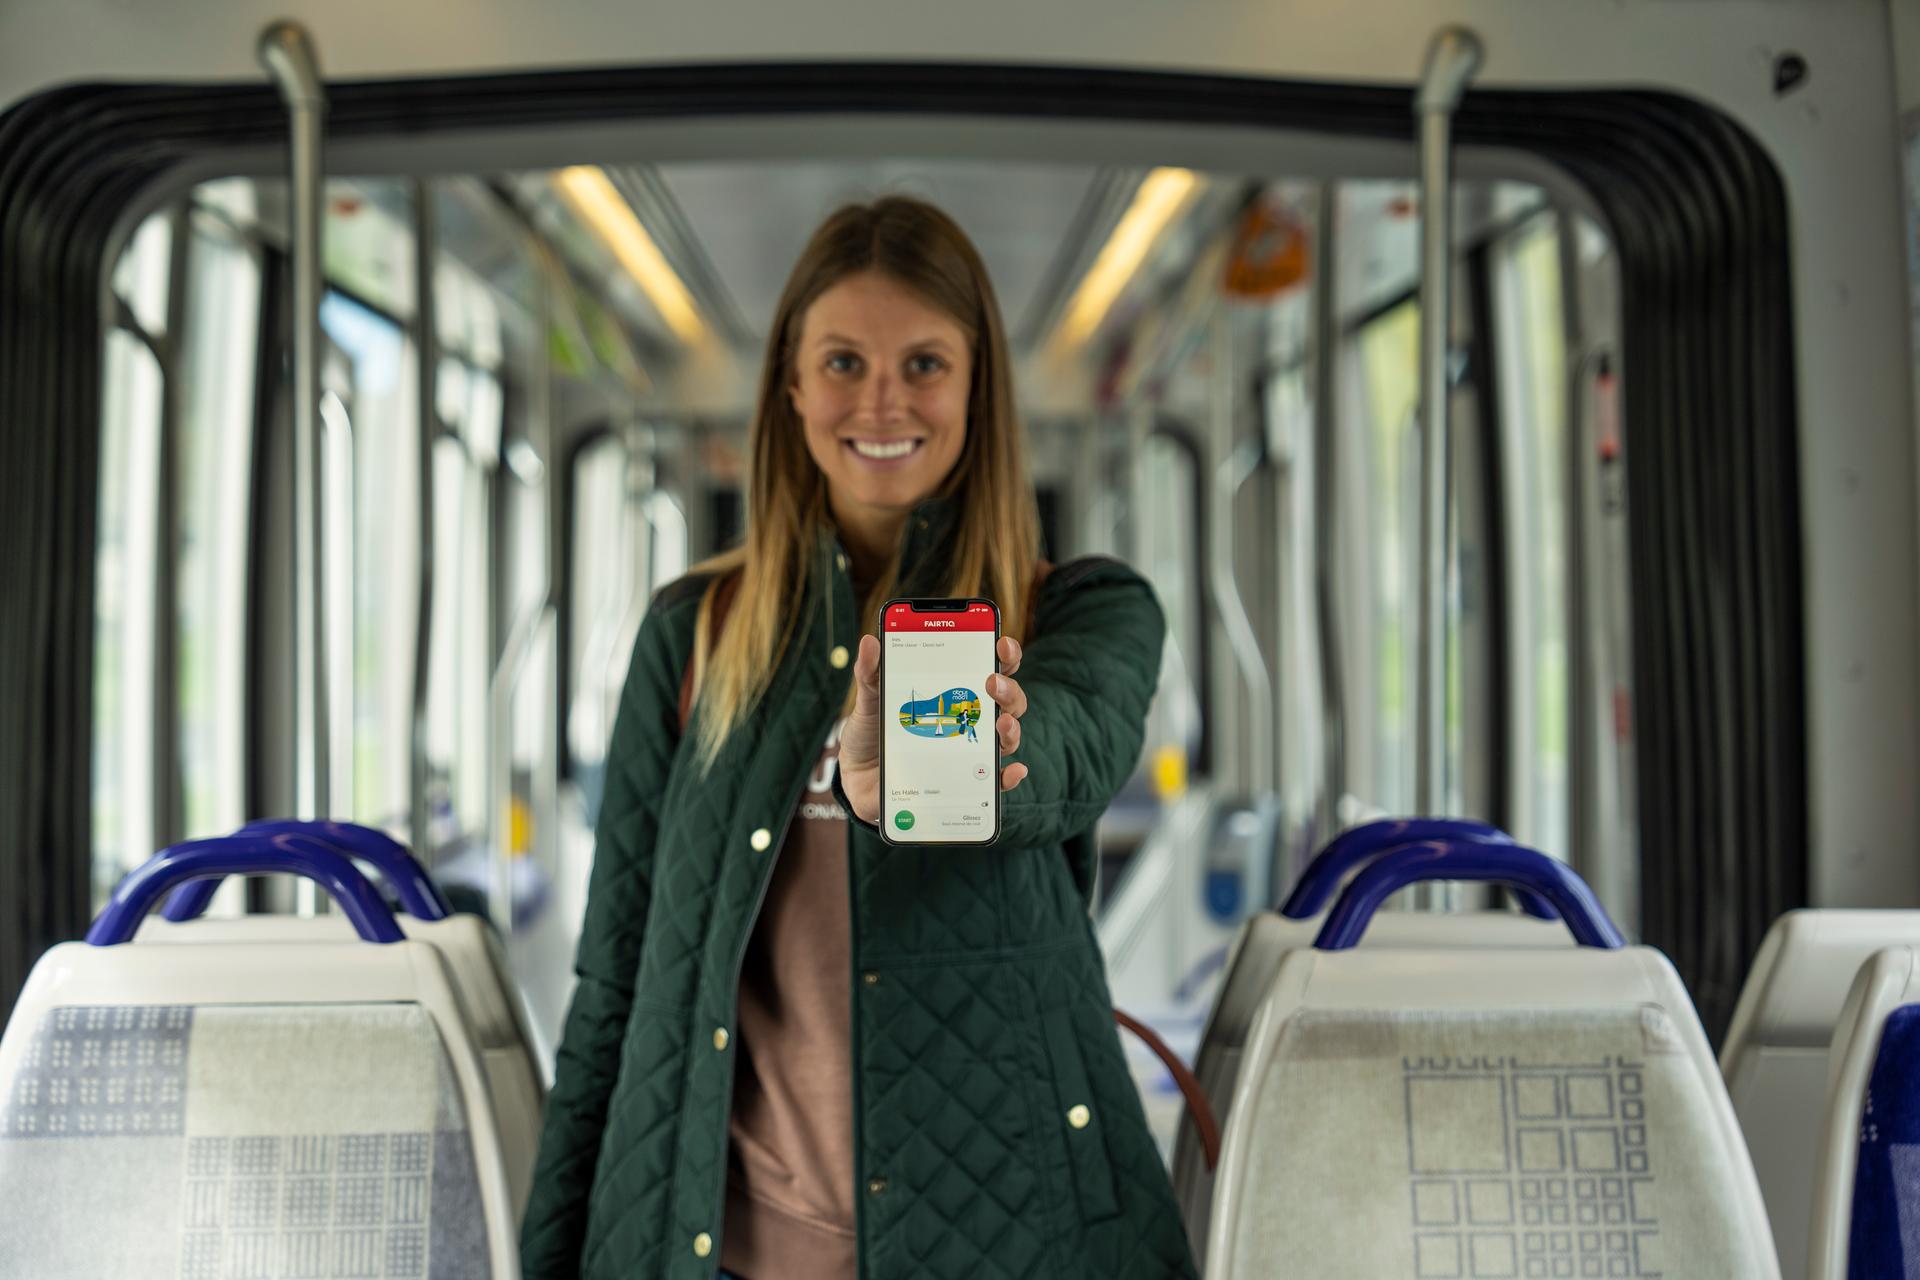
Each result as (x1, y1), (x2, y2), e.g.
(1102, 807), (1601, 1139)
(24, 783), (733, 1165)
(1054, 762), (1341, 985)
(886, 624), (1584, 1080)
(721, 723), (857, 1278)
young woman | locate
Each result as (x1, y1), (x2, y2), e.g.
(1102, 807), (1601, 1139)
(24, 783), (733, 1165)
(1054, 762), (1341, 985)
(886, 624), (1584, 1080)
(519, 196), (1197, 1279)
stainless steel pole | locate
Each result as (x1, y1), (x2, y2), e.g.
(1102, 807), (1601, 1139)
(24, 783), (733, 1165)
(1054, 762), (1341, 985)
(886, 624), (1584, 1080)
(259, 23), (330, 833)
(1413, 27), (1483, 817)
(410, 180), (440, 861)
(1310, 182), (1345, 843)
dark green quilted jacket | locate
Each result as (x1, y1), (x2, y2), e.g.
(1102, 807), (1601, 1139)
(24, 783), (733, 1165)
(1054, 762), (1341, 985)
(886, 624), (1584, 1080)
(520, 496), (1198, 1279)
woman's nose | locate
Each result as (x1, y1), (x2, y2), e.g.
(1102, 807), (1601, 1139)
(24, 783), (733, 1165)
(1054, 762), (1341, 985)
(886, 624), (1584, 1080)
(859, 369), (904, 424)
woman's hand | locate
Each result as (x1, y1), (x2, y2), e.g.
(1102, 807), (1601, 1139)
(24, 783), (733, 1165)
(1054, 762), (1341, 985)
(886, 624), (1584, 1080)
(838, 633), (1030, 827)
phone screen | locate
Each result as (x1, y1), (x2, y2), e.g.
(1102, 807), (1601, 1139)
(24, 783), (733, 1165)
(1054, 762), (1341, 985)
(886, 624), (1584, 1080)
(881, 599), (999, 844)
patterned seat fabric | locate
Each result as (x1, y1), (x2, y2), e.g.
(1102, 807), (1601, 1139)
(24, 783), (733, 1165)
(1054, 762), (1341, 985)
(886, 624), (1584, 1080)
(1846, 1003), (1920, 1279)
(1173, 910), (1572, 1264)
(0, 1002), (485, 1279)
(1217, 1007), (1775, 1279)
(518, 497), (1198, 1279)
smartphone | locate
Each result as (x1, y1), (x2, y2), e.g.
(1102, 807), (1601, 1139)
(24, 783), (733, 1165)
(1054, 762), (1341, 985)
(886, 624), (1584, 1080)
(879, 597), (1001, 846)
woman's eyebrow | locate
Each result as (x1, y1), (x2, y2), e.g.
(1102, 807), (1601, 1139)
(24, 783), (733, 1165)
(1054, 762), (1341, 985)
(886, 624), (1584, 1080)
(814, 331), (960, 355)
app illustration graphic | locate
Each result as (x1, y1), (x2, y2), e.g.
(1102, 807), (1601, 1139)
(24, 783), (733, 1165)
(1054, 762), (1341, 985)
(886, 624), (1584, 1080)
(897, 687), (982, 740)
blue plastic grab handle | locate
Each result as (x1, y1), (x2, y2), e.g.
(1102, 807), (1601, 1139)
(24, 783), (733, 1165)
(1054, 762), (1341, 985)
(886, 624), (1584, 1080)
(1312, 840), (1625, 951)
(88, 834), (406, 946)
(1284, 818), (1522, 917)
(160, 819), (450, 923)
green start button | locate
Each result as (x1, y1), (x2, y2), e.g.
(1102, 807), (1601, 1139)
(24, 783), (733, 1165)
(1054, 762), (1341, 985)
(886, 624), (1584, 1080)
(893, 810), (915, 831)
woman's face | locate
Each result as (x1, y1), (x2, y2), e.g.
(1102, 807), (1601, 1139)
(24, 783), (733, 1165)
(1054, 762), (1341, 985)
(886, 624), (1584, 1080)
(790, 270), (972, 524)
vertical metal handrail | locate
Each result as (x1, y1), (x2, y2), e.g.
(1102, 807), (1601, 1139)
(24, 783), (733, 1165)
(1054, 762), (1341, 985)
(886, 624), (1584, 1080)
(410, 180), (440, 863)
(601, 440), (658, 721)
(1558, 211), (1595, 880)
(1310, 181), (1346, 844)
(1211, 436), (1274, 797)
(1413, 26), (1483, 817)
(488, 599), (550, 936)
(259, 23), (330, 831)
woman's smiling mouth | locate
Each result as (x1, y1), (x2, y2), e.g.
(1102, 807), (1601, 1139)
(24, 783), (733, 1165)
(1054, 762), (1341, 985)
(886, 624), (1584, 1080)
(846, 437), (924, 462)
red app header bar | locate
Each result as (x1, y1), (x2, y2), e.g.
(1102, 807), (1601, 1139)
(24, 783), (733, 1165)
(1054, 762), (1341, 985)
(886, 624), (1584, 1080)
(884, 602), (996, 632)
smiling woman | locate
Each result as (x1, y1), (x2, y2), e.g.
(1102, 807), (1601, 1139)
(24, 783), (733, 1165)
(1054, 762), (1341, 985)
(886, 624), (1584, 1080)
(520, 194), (1192, 1279)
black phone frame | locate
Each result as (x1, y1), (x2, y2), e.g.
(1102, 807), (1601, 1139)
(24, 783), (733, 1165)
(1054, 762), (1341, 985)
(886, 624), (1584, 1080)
(877, 596), (1002, 847)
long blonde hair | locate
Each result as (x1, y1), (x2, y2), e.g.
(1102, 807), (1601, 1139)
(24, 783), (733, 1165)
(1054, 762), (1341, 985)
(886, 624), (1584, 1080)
(689, 196), (1041, 768)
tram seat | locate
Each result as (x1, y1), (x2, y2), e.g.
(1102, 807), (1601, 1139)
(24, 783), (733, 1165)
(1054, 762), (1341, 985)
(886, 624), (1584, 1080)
(0, 939), (520, 1279)
(1203, 843), (1780, 1280)
(1806, 945), (1920, 1279)
(1721, 911), (1920, 1278)
(135, 911), (544, 1221)
(1173, 821), (1572, 1259)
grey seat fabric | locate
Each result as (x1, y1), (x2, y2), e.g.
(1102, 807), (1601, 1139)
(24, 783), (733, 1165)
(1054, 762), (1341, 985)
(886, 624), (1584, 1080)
(1206, 945), (1780, 1280)
(0, 938), (519, 1279)
(1172, 908), (1570, 1264)
(1720, 909), (1920, 1278)
(136, 912), (544, 1220)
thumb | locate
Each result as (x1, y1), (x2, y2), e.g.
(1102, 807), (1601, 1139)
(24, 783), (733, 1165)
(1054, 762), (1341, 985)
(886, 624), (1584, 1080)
(853, 633), (881, 708)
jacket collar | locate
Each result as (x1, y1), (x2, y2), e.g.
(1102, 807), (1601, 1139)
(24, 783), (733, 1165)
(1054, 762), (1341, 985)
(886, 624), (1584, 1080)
(818, 491), (963, 596)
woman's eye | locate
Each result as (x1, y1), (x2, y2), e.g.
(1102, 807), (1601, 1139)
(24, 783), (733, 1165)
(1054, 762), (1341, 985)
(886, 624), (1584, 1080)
(908, 354), (946, 377)
(826, 353), (861, 375)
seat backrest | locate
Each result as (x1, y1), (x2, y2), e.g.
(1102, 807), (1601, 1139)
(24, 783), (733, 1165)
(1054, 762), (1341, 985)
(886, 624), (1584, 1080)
(1172, 907), (1572, 1263)
(133, 912), (544, 1220)
(0, 938), (519, 1279)
(1720, 909), (1920, 1276)
(1206, 944), (1780, 1280)
(1808, 945), (1920, 1280)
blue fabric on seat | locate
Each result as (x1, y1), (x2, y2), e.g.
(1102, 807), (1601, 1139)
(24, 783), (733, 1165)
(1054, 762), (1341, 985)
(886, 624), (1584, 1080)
(1850, 1003), (1920, 1279)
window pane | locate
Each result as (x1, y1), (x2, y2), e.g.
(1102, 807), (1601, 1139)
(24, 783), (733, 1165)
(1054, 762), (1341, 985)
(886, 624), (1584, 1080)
(1496, 216), (1571, 854)
(93, 329), (164, 904)
(319, 291), (420, 831)
(175, 224), (261, 839)
(1355, 300), (1420, 814)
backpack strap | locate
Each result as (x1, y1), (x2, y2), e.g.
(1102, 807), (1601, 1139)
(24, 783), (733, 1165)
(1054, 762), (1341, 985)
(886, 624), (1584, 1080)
(677, 572), (742, 734)
(1114, 1008), (1219, 1170)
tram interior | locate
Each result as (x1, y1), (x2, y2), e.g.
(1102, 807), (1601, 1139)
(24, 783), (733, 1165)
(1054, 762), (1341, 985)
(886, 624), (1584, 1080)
(11, 82), (1882, 1277)
(91, 150), (1617, 1093)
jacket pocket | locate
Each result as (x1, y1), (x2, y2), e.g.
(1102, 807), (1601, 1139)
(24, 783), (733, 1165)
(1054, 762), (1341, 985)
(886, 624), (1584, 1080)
(1040, 1014), (1122, 1223)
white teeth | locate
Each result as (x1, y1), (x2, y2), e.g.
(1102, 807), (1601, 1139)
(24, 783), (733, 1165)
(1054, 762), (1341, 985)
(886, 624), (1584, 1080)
(850, 438), (920, 460)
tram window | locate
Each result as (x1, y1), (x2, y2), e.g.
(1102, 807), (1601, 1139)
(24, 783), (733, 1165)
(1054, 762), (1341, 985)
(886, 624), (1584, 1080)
(1346, 293), (1478, 820)
(1350, 299), (1420, 814)
(175, 217), (263, 840)
(1493, 214), (1571, 854)
(110, 212), (173, 339)
(92, 327), (164, 903)
(1132, 431), (1204, 777)
(425, 433), (489, 849)
(567, 434), (631, 783)
(318, 290), (420, 832)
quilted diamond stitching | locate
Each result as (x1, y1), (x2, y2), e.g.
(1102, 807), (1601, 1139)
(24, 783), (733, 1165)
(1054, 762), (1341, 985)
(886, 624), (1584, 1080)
(522, 552), (1197, 1280)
